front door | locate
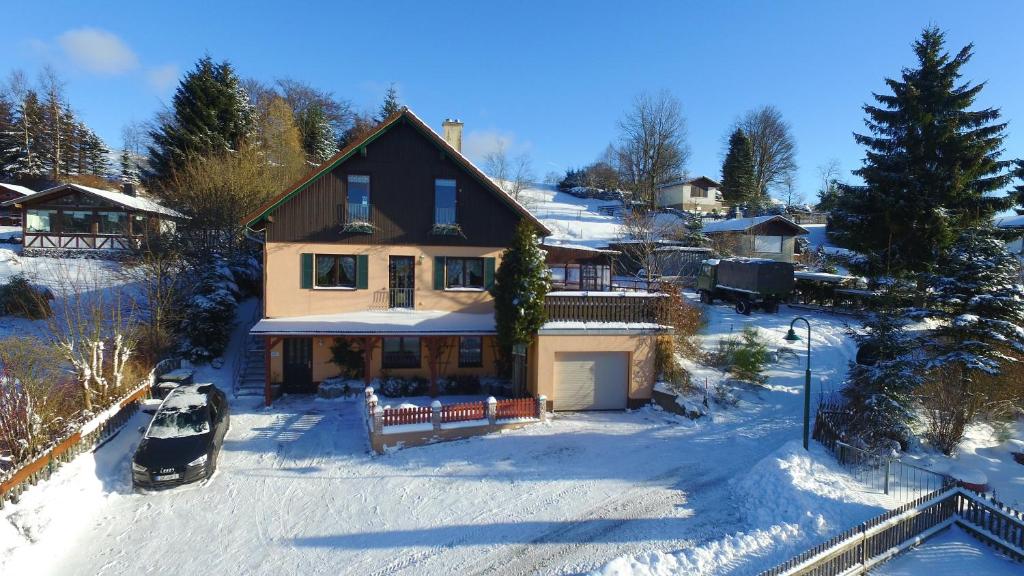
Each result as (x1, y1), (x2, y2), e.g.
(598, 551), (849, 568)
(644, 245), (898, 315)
(389, 256), (415, 309)
(283, 338), (313, 393)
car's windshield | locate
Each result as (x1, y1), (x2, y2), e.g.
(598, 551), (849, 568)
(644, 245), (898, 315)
(147, 403), (211, 439)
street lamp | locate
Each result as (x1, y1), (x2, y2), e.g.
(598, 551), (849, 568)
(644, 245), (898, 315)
(784, 317), (812, 451)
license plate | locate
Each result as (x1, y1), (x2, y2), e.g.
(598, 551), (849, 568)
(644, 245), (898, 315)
(154, 473), (180, 481)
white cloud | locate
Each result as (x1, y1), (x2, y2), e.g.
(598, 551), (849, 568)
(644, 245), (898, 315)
(462, 130), (531, 163)
(58, 28), (139, 75)
(146, 64), (179, 93)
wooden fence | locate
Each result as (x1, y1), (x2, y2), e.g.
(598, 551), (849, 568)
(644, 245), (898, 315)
(496, 398), (536, 420)
(440, 402), (486, 423)
(0, 378), (155, 507)
(380, 406), (432, 426)
(543, 293), (667, 324)
(758, 486), (1024, 575)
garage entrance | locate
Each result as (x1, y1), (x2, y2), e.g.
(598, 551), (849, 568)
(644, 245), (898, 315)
(553, 352), (628, 410)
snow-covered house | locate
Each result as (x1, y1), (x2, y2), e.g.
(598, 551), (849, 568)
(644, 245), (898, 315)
(244, 108), (664, 410)
(703, 215), (809, 263)
(656, 176), (726, 214)
(996, 213), (1024, 258)
(0, 183), (35, 225)
(2, 183), (184, 255)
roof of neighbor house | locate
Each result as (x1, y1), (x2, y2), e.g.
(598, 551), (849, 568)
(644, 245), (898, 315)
(250, 310), (497, 336)
(242, 107), (551, 235)
(2, 183), (184, 218)
(703, 215), (809, 235)
(996, 213), (1024, 229)
(0, 183), (36, 196)
(658, 175), (723, 189)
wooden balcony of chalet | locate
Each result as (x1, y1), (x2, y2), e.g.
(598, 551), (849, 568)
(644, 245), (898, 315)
(543, 291), (668, 324)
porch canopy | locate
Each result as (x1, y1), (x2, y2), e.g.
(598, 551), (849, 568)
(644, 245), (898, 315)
(250, 309), (497, 336)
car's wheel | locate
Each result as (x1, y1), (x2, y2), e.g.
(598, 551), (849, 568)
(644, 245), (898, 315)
(735, 299), (752, 315)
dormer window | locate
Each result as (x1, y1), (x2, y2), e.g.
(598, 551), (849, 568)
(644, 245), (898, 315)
(434, 178), (456, 225)
(346, 175), (371, 223)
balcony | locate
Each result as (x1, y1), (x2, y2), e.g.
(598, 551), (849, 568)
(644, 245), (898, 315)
(389, 288), (415, 309)
(342, 203), (374, 233)
(543, 292), (667, 324)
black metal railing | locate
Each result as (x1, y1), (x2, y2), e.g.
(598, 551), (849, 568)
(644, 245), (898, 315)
(389, 288), (415, 309)
(346, 203), (371, 224)
(434, 207), (456, 225)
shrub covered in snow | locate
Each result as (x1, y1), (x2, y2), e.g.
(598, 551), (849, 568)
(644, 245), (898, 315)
(439, 374), (481, 395)
(0, 275), (53, 319)
(378, 376), (429, 398)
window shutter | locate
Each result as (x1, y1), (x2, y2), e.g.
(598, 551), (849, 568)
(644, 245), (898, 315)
(434, 256), (446, 290)
(356, 255), (369, 289)
(484, 257), (496, 290)
(300, 253), (313, 289)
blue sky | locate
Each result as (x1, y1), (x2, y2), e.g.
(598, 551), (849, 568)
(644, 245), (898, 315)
(3, 1), (1023, 200)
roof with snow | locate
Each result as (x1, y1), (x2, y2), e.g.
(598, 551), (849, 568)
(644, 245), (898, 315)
(242, 107), (550, 235)
(251, 310), (497, 336)
(0, 183), (36, 197)
(996, 213), (1024, 229)
(658, 175), (722, 189)
(3, 183), (184, 218)
(703, 215), (808, 235)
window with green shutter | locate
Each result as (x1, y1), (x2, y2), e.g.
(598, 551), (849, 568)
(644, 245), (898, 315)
(300, 253), (313, 289)
(357, 255), (369, 289)
(484, 257), (496, 289)
(434, 256), (446, 289)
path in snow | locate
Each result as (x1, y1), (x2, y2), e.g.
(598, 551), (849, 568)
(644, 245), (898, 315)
(6, 300), (871, 576)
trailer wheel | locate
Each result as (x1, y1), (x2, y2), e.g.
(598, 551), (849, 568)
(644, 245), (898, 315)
(735, 299), (752, 315)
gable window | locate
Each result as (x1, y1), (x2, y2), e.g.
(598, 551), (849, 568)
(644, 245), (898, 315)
(458, 336), (483, 367)
(446, 257), (484, 289)
(26, 209), (56, 233)
(98, 211), (127, 235)
(434, 178), (457, 225)
(754, 235), (784, 254)
(62, 210), (93, 234)
(346, 174), (371, 223)
(382, 337), (420, 369)
(315, 254), (358, 288)
(690, 186), (708, 198)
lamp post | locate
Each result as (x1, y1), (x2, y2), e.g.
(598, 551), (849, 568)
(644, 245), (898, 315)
(784, 317), (812, 450)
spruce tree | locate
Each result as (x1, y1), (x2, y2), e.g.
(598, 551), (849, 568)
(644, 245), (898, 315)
(295, 101), (337, 165)
(681, 213), (710, 247)
(11, 90), (44, 178)
(842, 295), (922, 452)
(82, 129), (110, 177)
(119, 149), (140, 185)
(490, 222), (549, 382)
(720, 128), (757, 207)
(0, 95), (20, 179)
(829, 27), (1012, 278)
(376, 83), (401, 123)
(147, 56), (255, 183)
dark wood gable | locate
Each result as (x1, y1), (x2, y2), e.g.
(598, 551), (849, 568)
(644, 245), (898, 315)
(265, 121), (526, 247)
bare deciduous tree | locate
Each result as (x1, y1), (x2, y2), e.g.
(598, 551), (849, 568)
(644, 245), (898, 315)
(615, 90), (689, 209)
(483, 140), (533, 202)
(0, 337), (74, 463)
(735, 105), (797, 200)
(618, 208), (685, 286)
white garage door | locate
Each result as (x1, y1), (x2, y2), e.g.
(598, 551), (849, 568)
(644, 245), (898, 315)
(554, 352), (628, 411)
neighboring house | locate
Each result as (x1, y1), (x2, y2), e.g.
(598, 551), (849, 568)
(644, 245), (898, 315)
(2, 183), (184, 255)
(996, 213), (1024, 259)
(0, 183), (35, 225)
(244, 108), (665, 411)
(703, 215), (809, 263)
(656, 176), (726, 214)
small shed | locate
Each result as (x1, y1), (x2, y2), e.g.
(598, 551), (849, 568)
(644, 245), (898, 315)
(703, 215), (809, 263)
(651, 246), (714, 283)
(543, 243), (619, 291)
(3, 183), (184, 254)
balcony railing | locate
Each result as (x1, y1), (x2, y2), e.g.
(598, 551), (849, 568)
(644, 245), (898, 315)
(346, 203), (372, 224)
(434, 207), (456, 225)
(543, 292), (667, 324)
(389, 288), (415, 309)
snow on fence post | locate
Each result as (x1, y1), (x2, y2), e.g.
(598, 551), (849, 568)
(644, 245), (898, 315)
(368, 394), (378, 413)
(431, 400), (442, 430)
(486, 397), (497, 425)
(372, 405), (383, 433)
(364, 386), (374, 400)
(537, 395), (548, 421)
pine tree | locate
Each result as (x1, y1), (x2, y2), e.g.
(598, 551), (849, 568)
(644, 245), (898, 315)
(82, 129), (110, 177)
(720, 128), (757, 207)
(11, 91), (44, 178)
(829, 27), (1012, 279)
(147, 56), (255, 183)
(681, 213), (710, 247)
(376, 83), (401, 123)
(490, 222), (549, 382)
(120, 149), (140, 185)
(0, 94), (20, 179)
(295, 101), (337, 165)
(842, 296), (922, 452)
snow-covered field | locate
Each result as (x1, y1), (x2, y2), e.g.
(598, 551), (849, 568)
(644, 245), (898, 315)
(519, 185), (627, 248)
(872, 525), (1020, 575)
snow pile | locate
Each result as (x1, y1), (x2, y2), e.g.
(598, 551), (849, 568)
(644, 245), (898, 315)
(594, 442), (890, 576)
(0, 248), (20, 265)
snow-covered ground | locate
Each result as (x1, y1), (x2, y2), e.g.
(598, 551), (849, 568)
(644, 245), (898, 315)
(519, 184), (626, 248)
(1, 297), (895, 576)
(872, 525), (1020, 575)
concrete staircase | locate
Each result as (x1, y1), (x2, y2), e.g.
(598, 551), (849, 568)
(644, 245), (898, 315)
(235, 336), (266, 398)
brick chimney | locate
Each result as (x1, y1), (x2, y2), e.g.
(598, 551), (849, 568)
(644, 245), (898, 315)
(122, 183), (136, 197)
(442, 119), (463, 153)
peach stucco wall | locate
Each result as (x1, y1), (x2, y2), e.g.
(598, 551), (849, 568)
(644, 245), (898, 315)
(530, 333), (657, 408)
(264, 242), (505, 318)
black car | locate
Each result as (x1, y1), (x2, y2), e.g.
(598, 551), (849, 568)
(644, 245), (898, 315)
(132, 383), (229, 490)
